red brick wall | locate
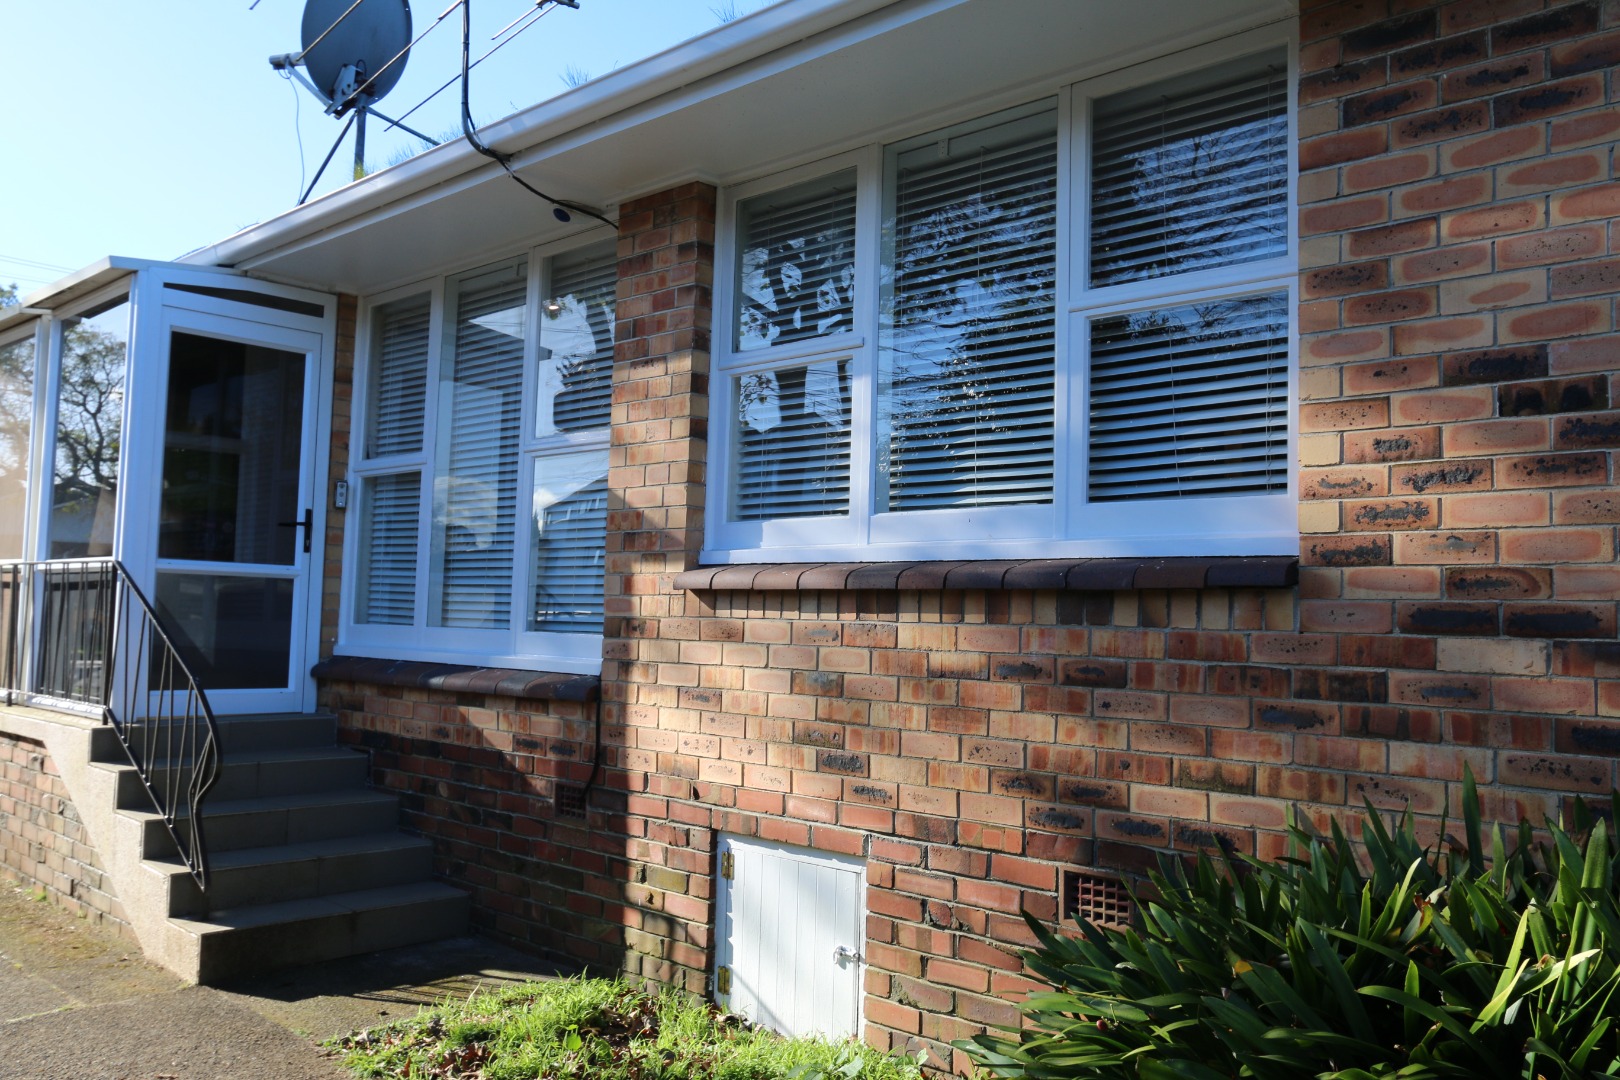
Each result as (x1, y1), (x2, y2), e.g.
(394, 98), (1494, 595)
(320, 678), (614, 964)
(0, 733), (130, 934)
(318, 2), (1620, 1072)
(600, 181), (719, 993)
(1296, 0), (1620, 813)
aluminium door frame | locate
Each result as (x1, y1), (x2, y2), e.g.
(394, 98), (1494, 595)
(119, 265), (338, 715)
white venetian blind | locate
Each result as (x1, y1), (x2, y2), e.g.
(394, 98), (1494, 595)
(529, 455), (609, 632)
(736, 169), (857, 351)
(357, 472), (421, 624)
(434, 262), (526, 629)
(367, 294), (430, 457)
(1089, 50), (1288, 287)
(544, 244), (616, 434)
(881, 108), (1057, 512)
(1087, 292), (1289, 501)
(732, 360), (851, 520)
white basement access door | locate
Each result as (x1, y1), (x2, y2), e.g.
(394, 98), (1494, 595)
(714, 835), (865, 1039)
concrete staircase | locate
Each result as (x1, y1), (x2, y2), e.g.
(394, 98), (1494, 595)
(87, 712), (468, 983)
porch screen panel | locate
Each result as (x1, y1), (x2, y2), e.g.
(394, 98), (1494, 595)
(880, 109), (1058, 511)
(0, 336), (34, 559)
(736, 170), (857, 352)
(47, 296), (129, 559)
(432, 262), (526, 629)
(1089, 51), (1288, 287)
(542, 244), (615, 436)
(367, 294), (430, 458)
(528, 450), (609, 632)
(357, 472), (422, 624)
(1087, 291), (1290, 500)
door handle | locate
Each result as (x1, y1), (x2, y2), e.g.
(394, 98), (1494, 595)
(832, 945), (861, 965)
(277, 508), (314, 553)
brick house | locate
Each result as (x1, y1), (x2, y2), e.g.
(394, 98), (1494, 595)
(3, 0), (1620, 1066)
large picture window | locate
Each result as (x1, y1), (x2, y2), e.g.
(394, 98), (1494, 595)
(709, 36), (1294, 562)
(346, 238), (614, 673)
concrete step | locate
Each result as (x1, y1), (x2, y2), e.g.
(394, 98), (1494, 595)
(177, 881), (471, 984)
(94, 746), (369, 808)
(124, 788), (403, 857)
(89, 712), (339, 764)
(160, 832), (435, 916)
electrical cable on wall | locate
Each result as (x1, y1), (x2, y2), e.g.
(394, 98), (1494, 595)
(459, 0), (616, 228)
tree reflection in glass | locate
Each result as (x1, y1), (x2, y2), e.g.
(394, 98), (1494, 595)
(48, 297), (129, 559)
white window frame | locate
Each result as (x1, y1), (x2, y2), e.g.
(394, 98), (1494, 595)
(705, 24), (1297, 564)
(38, 282), (137, 564)
(341, 231), (614, 674)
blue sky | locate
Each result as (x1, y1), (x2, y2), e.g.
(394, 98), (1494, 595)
(0, 0), (769, 294)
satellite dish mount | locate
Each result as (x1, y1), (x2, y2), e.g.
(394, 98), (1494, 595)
(271, 0), (436, 202)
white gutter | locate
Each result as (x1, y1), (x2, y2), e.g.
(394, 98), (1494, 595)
(182, 0), (929, 271)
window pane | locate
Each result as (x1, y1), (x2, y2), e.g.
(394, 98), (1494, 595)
(48, 297), (128, 559)
(0, 335), (34, 559)
(154, 572), (292, 690)
(732, 360), (851, 520)
(358, 472), (421, 625)
(367, 294), (430, 458)
(540, 243), (616, 437)
(528, 450), (608, 633)
(432, 262), (526, 629)
(159, 333), (305, 565)
(880, 108), (1057, 512)
(1089, 51), (1288, 287)
(736, 169), (857, 351)
(1088, 292), (1290, 501)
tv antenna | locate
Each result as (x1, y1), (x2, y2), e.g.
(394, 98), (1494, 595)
(270, 0), (439, 203)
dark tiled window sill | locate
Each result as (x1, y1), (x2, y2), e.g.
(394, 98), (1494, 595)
(674, 557), (1298, 593)
(311, 656), (600, 701)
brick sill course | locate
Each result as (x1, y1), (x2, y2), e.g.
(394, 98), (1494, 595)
(311, 656), (599, 702)
(674, 556), (1299, 593)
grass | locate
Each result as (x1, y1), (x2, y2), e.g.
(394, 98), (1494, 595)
(327, 976), (924, 1080)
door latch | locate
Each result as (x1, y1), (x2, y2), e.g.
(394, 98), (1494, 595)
(277, 508), (314, 553)
(832, 945), (861, 965)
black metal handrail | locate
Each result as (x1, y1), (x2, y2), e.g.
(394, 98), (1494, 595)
(0, 559), (221, 889)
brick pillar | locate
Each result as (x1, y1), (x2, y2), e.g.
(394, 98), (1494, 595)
(602, 182), (716, 992)
(1296, 0), (1620, 819)
(320, 293), (357, 660)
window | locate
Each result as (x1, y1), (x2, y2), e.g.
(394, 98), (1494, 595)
(345, 238), (614, 673)
(709, 35), (1294, 562)
(0, 330), (35, 559)
(46, 295), (130, 560)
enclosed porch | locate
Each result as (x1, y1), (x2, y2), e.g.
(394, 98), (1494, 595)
(0, 260), (467, 982)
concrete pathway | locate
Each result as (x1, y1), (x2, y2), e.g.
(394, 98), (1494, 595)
(0, 882), (562, 1080)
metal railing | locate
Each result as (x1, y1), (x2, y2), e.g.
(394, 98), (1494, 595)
(0, 559), (220, 889)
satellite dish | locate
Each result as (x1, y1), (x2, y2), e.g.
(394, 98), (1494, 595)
(300, 0), (413, 112)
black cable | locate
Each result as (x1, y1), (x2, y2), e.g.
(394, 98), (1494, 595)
(459, 0), (616, 229)
(578, 693), (603, 817)
(384, 4), (553, 136)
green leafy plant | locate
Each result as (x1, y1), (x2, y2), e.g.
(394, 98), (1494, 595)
(330, 975), (923, 1080)
(959, 768), (1620, 1079)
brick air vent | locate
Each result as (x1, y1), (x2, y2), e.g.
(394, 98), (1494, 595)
(555, 784), (587, 818)
(1062, 869), (1133, 928)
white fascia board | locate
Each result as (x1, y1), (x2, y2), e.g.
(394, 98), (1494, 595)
(183, 0), (927, 273)
(0, 257), (153, 333)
